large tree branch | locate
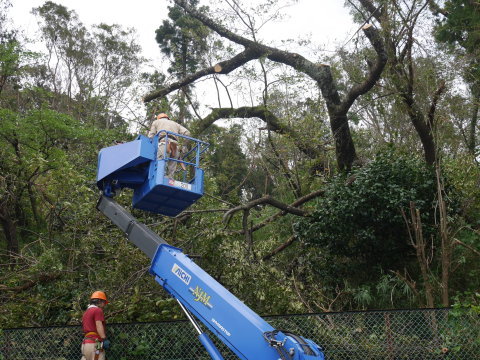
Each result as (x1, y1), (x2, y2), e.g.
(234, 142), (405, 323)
(357, 0), (384, 23)
(231, 189), (325, 235)
(339, 24), (388, 115)
(143, 47), (263, 102)
(223, 195), (307, 225)
(196, 106), (321, 158)
(157, 0), (388, 171)
(0, 273), (60, 293)
(262, 235), (296, 261)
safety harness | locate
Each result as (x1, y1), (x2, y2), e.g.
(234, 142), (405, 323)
(83, 331), (100, 341)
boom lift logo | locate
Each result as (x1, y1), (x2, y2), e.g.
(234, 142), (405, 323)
(189, 285), (213, 309)
(172, 263), (191, 285)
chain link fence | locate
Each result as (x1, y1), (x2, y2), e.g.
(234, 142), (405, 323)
(1, 308), (478, 359)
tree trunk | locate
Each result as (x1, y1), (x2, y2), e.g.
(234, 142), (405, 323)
(436, 166), (451, 307)
(0, 215), (19, 262)
(178, 38), (189, 125)
(468, 89), (479, 154)
(403, 202), (435, 308)
(329, 113), (357, 171)
(409, 108), (436, 166)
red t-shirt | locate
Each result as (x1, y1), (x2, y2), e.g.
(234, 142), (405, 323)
(82, 306), (105, 343)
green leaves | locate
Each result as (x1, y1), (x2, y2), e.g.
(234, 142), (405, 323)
(293, 148), (444, 307)
(156, 0), (210, 77)
(298, 149), (437, 265)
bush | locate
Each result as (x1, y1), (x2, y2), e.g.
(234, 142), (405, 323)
(295, 149), (438, 280)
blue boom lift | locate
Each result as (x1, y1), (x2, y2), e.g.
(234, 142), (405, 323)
(96, 131), (325, 360)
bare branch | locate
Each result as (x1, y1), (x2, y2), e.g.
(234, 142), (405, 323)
(231, 189), (325, 235)
(223, 195), (307, 225)
(340, 24), (388, 115)
(262, 235), (296, 261)
(143, 48), (263, 103)
(195, 106), (321, 158)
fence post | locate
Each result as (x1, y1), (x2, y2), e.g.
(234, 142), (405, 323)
(384, 312), (395, 360)
(3, 330), (10, 360)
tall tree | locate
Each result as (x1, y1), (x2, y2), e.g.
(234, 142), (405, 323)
(352, 0), (446, 166)
(32, 1), (145, 128)
(32, 1), (89, 101)
(145, 0), (388, 172)
(155, 0), (210, 124)
(434, 0), (480, 154)
(0, 0), (22, 98)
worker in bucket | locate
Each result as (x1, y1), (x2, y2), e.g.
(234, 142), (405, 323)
(81, 291), (111, 360)
(148, 113), (191, 178)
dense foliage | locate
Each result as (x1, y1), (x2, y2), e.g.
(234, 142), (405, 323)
(296, 150), (437, 271)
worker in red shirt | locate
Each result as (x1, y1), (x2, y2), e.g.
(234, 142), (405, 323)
(81, 291), (110, 360)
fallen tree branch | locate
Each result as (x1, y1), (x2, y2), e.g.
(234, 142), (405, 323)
(231, 189), (325, 235)
(223, 195), (307, 225)
(453, 238), (480, 257)
(0, 273), (60, 293)
(262, 235), (296, 261)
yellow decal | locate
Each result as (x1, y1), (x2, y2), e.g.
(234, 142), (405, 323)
(191, 285), (213, 308)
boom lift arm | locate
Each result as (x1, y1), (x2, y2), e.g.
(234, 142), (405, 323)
(96, 132), (324, 359)
(97, 196), (324, 360)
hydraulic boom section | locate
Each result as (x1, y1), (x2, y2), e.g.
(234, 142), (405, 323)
(97, 196), (325, 360)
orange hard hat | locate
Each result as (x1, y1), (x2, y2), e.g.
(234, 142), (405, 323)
(157, 113), (169, 120)
(91, 291), (109, 304)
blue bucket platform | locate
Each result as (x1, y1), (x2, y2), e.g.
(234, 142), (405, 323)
(96, 131), (209, 217)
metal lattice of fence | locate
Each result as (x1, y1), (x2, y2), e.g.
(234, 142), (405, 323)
(1, 308), (479, 360)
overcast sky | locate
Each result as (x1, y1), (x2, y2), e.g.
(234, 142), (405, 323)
(9, 0), (357, 121)
(10, 0), (356, 64)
